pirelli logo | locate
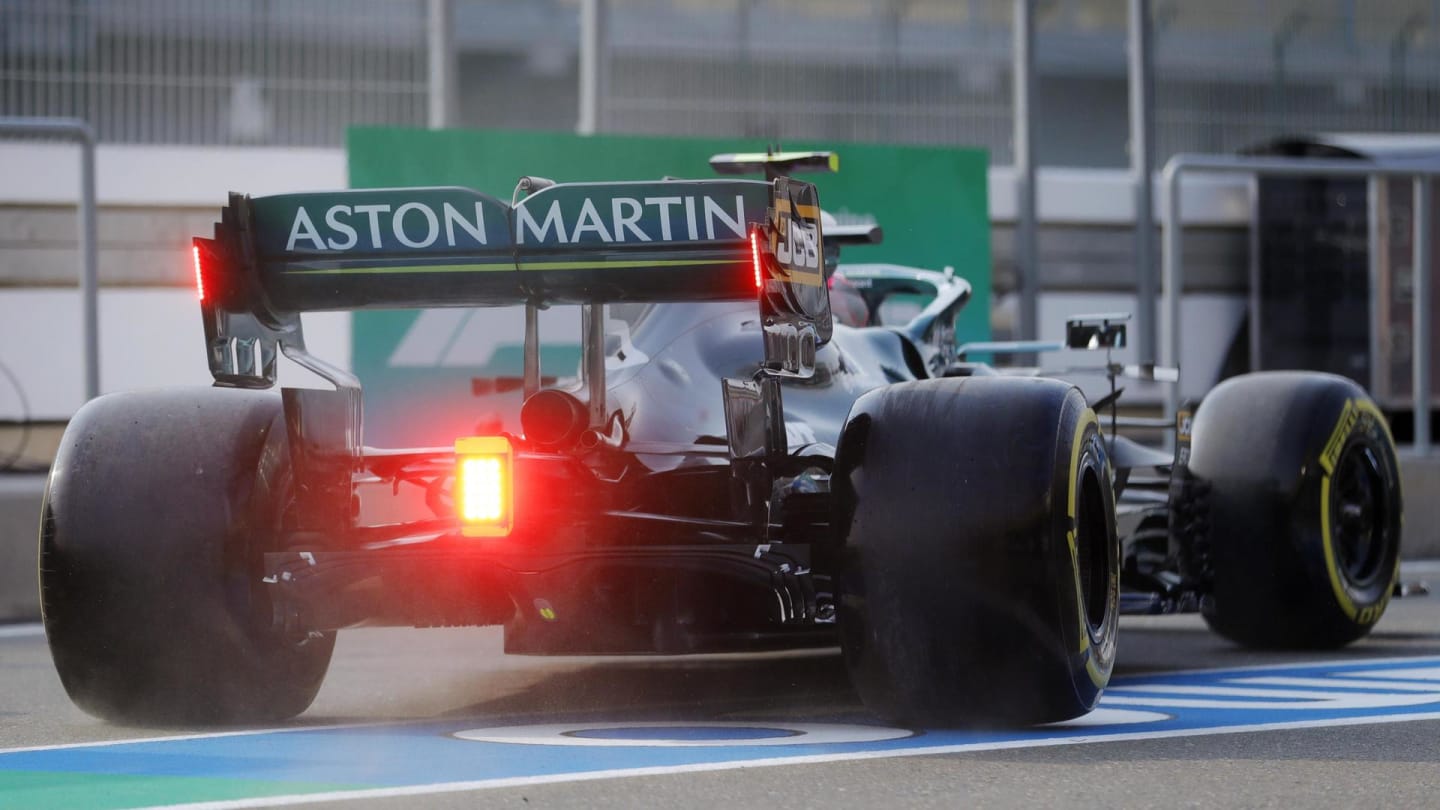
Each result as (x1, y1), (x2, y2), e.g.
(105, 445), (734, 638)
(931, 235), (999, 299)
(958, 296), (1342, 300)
(1319, 400), (1361, 474)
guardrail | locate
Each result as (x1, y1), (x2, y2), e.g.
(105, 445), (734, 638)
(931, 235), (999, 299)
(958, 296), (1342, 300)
(1160, 154), (1435, 453)
(0, 117), (99, 402)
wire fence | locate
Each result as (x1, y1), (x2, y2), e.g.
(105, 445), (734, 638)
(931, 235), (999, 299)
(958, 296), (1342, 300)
(1, 0), (1438, 163)
(600, 0), (1440, 165)
(0, 0), (429, 146)
(1151, 0), (1440, 157)
(601, 0), (1014, 156)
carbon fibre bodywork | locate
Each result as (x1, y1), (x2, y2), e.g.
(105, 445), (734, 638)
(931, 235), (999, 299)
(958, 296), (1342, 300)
(264, 298), (932, 654)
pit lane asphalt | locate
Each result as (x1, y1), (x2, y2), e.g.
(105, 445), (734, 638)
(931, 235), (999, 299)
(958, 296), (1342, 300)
(4, 561), (1440, 808)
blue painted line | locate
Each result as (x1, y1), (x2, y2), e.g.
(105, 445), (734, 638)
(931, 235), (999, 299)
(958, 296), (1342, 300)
(4, 655), (1440, 808)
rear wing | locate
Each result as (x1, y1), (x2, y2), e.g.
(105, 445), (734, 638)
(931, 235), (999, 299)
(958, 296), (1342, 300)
(194, 176), (829, 388)
(196, 180), (771, 316)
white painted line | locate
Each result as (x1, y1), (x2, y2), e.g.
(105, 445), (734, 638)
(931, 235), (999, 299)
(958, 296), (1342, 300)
(0, 718), (389, 756)
(1109, 683), (1359, 699)
(135, 710), (1440, 810)
(1121, 652), (1440, 681)
(1349, 665), (1440, 681)
(1103, 693), (1440, 710)
(1045, 708), (1171, 727)
(0, 623), (44, 639)
(1237, 676), (1440, 692)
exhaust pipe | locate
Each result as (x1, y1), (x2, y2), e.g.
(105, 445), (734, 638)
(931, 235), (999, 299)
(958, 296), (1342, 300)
(519, 389), (587, 450)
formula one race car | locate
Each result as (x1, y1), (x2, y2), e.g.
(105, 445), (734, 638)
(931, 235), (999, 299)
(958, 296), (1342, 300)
(40, 152), (1403, 727)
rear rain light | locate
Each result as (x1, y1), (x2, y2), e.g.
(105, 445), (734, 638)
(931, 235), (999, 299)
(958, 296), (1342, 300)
(749, 226), (764, 291)
(192, 244), (206, 302)
(455, 435), (513, 537)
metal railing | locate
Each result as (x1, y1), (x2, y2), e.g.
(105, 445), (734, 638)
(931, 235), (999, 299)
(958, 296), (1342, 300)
(0, 117), (98, 402)
(1160, 154), (1435, 453)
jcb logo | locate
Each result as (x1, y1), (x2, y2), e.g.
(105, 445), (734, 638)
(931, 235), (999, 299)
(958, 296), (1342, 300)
(777, 219), (819, 270)
(1177, 412), (1193, 443)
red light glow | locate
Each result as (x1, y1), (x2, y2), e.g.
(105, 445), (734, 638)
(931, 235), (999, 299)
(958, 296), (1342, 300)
(192, 244), (206, 302)
(750, 227), (763, 291)
(455, 435), (513, 537)
(459, 456), (505, 522)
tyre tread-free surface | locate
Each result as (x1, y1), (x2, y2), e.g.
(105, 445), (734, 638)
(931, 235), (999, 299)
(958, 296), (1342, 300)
(835, 376), (1119, 726)
(1188, 371), (1403, 649)
(40, 388), (334, 725)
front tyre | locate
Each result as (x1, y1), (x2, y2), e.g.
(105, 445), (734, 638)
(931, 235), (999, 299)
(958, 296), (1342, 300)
(1187, 372), (1403, 649)
(834, 377), (1119, 726)
(40, 389), (334, 725)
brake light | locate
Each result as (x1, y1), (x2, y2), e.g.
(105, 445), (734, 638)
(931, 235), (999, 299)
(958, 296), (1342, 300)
(455, 436), (513, 537)
(192, 244), (206, 302)
(750, 226), (763, 291)
(462, 457), (503, 518)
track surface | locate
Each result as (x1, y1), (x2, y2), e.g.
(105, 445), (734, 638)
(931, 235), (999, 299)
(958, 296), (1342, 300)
(3, 562), (1440, 809)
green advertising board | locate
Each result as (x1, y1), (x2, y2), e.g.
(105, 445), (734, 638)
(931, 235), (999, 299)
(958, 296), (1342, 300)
(345, 127), (990, 445)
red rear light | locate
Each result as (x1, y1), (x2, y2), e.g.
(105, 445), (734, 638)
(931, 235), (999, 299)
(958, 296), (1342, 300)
(192, 244), (206, 302)
(461, 457), (504, 520)
(749, 226), (763, 291)
(455, 436), (513, 537)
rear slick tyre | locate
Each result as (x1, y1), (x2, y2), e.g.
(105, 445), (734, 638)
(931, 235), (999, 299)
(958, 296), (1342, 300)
(40, 389), (334, 725)
(834, 377), (1119, 727)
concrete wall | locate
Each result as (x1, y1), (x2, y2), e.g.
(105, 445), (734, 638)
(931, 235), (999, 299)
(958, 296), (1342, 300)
(0, 143), (352, 420)
(0, 143), (346, 207)
(0, 290), (350, 419)
(0, 288), (217, 418)
(0, 476), (43, 621)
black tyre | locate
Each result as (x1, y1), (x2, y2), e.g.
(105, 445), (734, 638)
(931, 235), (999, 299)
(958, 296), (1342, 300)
(40, 389), (335, 725)
(834, 376), (1119, 726)
(1187, 372), (1402, 649)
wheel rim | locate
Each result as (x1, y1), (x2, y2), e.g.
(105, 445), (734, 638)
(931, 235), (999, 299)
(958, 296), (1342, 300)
(1329, 443), (1390, 587)
(1074, 466), (1111, 630)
